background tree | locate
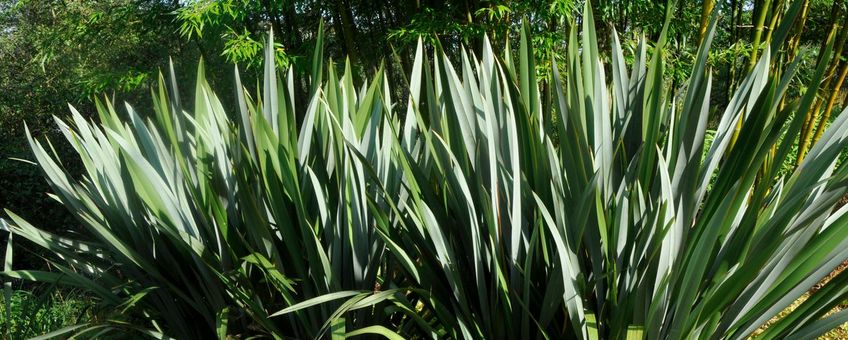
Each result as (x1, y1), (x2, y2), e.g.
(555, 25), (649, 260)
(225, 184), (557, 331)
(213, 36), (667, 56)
(0, 0), (193, 237)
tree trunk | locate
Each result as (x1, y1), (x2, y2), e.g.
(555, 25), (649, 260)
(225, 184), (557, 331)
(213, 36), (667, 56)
(336, 0), (358, 63)
(260, 0), (284, 46)
(282, 0), (302, 49)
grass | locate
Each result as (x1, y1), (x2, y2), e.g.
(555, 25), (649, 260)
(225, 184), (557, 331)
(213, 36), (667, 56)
(1, 288), (90, 339)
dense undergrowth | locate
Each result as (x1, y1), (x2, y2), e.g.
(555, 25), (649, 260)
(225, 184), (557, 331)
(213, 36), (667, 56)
(0, 288), (89, 338)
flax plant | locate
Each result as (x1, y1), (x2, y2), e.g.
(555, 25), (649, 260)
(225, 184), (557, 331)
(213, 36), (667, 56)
(4, 2), (848, 339)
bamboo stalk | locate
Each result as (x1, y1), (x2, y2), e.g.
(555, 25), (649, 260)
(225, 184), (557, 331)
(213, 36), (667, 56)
(748, 0), (773, 72)
(699, 0), (716, 45)
(797, 98), (825, 165)
(797, 14), (846, 164)
(797, 30), (837, 165)
(812, 59), (848, 144)
(786, 0), (810, 62)
(763, 0), (784, 47)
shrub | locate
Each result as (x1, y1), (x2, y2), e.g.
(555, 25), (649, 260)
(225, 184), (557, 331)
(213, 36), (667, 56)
(4, 4), (848, 339)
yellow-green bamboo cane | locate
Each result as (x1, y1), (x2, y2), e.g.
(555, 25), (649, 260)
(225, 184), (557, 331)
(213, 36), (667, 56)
(748, 0), (773, 72)
(812, 58), (848, 144)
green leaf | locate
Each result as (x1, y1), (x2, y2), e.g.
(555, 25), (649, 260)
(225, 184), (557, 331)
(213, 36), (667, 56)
(331, 317), (345, 340)
(216, 307), (229, 340)
(345, 325), (405, 340)
(2, 224), (11, 323)
(270, 291), (365, 317)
